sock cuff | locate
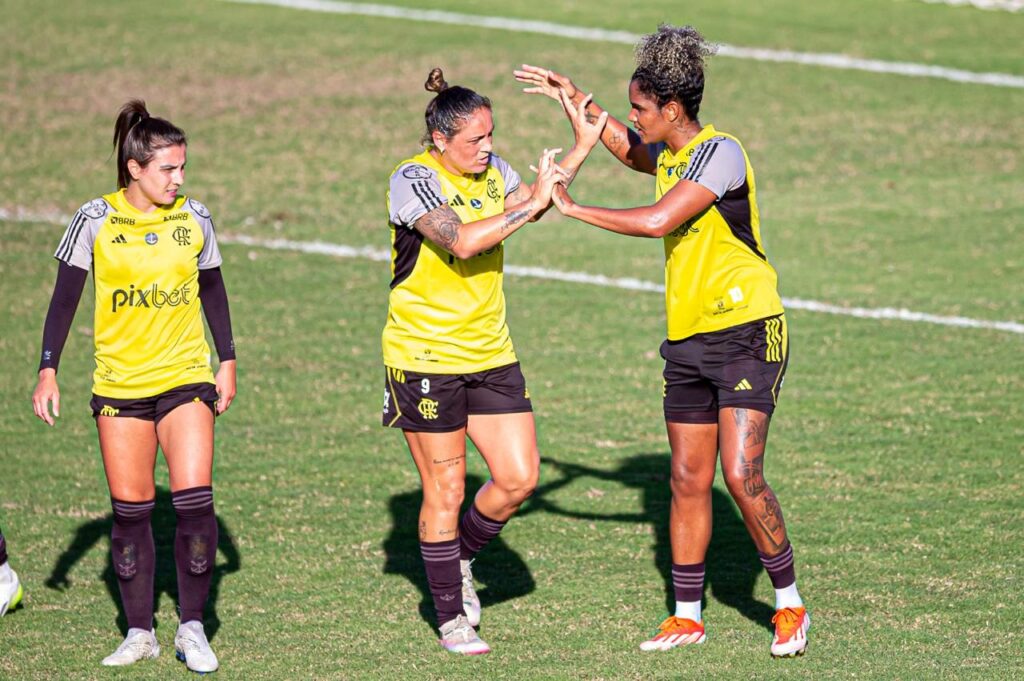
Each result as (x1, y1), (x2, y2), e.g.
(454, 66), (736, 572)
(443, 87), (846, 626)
(419, 538), (461, 563)
(111, 497), (156, 523)
(464, 504), (506, 530)
(758, 541), (794, 567)
(171, 486), (215, 515)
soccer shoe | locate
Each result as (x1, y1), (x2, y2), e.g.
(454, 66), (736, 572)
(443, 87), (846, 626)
(0, 569), (23, 617)
(460, 559), (481, 627)
(438, 615), (491, 655)
(770, 606), (810, 658)
(175, 620), (220, 673)
(101, 628), (160, 666)
(639, 616), (706, 651)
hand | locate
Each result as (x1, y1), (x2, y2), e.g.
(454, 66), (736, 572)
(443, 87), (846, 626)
(214, 359), (237, 414)
(32, 368), (60, 426)
(514, 64), (578, 103)
(558, 90), (608, 152)
(528, 148), (570, 209)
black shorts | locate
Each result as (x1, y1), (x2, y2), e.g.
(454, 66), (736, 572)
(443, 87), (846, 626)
(382, 362), (533, 433)
(91, 382), (218, 425)
(662, 315), (788, 423)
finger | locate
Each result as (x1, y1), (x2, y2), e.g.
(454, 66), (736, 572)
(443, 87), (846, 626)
(578, 93), (594, 113)
(53, 392), (60, 418)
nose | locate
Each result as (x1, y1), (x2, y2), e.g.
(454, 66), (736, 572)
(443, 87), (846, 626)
(172, 167), (185, 185)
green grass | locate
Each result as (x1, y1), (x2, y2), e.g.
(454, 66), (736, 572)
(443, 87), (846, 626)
(2, 0), (1023, 678)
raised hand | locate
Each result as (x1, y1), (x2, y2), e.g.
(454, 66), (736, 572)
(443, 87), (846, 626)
(514, 64), (578, 103)
(558, 90), (608, 152)
(528, 148), (570, 209)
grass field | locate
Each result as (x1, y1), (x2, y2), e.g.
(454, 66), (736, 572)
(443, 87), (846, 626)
(1, 0), (1022, 678)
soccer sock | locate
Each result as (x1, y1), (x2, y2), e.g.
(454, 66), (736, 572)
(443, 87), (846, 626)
(110, 497), (156, 630)
(672, 563), (705, 621)
(458, 504), (506, 561)
(420, 538), (463, 627)
(172, 486), (218, 624)
(758, 541), (804, 609)
(0, 527), (8, 567)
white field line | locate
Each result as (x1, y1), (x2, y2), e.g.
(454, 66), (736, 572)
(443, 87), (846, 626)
(221, 0), (1024, 89)
(920, 0), (1024, 11)
(220, 234), (1024, 335)
(5, 211), (1021, 335)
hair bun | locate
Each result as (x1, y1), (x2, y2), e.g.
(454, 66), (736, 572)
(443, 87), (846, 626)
(424, 67), (449, 94)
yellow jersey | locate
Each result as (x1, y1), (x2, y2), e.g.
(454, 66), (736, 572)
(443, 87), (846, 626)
(383, 151), (521, 373)
(656, 124), (784, 340)
(54, 189), (222, 398)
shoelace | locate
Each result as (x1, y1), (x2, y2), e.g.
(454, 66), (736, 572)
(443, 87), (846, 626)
(178, 634), (204, 653)
(115, 637), (152, 657)
(443, 617), (476, 643)
(771, 607), (803, 639)
(655, 616), (700, 636)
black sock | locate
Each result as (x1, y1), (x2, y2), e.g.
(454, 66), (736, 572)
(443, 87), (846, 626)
(111, 498), (156, 630)
(172, 486), (217, 624)
(420, 538), (462, 627)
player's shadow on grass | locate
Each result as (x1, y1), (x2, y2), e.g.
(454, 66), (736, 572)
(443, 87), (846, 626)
(383, 473), (536, 633)
(532, 454), (775, 632)
(45, 486), (241, 639)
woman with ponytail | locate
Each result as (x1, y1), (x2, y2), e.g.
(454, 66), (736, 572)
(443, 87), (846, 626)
(516, 25), (811, 658)
(32, 100), (235, 672)
(382, 68), (601, 654)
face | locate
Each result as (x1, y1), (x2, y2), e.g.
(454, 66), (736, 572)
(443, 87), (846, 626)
(127, 143), (186, 208)
(434, 107), (494, 175)
(627, 80), (673, 144)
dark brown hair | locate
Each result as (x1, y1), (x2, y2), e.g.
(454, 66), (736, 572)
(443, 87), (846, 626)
(632, 25), (717, 121)
(421, 67), (491, 147)
(112, 100), (187, 188)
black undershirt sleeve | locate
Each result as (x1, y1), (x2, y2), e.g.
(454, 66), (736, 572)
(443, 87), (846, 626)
(39, 261), (89, 372)
(198, 267), (236, 362)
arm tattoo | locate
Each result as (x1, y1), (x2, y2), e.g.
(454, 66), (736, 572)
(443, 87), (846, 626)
(507, 185), (532, 206)
(414, 205), (461, 252)
(502, 209), (531, 231)
(607, 131), (627, 154)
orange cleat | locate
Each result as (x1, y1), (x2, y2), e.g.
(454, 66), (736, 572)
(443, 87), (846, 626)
(770, 606), (810, 657)
(639, 616), (706, 651)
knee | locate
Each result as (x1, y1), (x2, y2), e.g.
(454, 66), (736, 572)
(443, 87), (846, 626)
(722, 461), (768, 501)
(425, 478), (466, 515)
(670, 463), (710, 499)
(498, 468), (539, 506)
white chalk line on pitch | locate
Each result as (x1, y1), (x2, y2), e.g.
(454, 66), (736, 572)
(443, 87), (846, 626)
(919, 0), (1024, 11)
(221, 0), (1024, 89)
(3, 209), (1021, 335)
(217, 234), (1024, 336)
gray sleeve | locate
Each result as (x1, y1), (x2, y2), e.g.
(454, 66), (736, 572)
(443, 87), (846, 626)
(185, 198), (223, 269)
(489, 154), (522, 197)
(681, 137), (746, 198)
(389, 163), (447, 228)
(53, 198), (108, 270)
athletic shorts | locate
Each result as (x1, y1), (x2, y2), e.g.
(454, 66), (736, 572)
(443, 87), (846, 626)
(662, 314), (788, 423)
(91, 382), (218, 425)
(382, 362), (533, 433)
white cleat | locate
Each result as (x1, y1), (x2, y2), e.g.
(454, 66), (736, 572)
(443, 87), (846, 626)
(460, 559), (481, 627)
(0, 568), (23, 617)
(101, 628), (160, 666)
(439, 614), (491, 655)
(175, 620), (220, 673)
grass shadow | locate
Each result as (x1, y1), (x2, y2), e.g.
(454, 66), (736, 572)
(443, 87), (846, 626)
(382, 473), (536, 633)
(45, 486), (241, 639)
(534, 453), (774, 632)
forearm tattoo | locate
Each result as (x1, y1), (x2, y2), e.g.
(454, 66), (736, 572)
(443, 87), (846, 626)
(607, 131), (628, 154)
(415, 205), (461, 252)
(502, 209), (531, 231)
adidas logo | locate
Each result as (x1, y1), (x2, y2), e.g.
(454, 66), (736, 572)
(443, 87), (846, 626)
(111, 234), (127, 244)
(449, 195), (465, 207)
(733, 379), (752, 391)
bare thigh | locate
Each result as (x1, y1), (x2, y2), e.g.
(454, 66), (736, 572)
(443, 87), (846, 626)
(157, 401), (215, 493)
(98, 416), (159, 501)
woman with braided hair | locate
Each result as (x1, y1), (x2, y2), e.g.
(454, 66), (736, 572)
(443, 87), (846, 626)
(515, 25), (810, 657)
(382, 67), (599, 654)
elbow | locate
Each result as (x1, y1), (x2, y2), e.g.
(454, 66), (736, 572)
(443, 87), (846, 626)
(642, 213), (676, 238)
(449, 243), (476, 260)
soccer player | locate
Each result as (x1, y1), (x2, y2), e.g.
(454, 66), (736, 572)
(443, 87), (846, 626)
(31, 100), (235, 672)
(0, 527), (23, 617)
(383, 68), (596, 654)
(515, 25), (811, 657)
